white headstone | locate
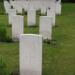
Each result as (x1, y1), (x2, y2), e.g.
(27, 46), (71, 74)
(20, 34), (42, 75)
(12, 15), (24, 41)
(4, 1), (11, 14)
(28, 1), (35, 10)
(33, 1), (41, 10)
(10, 0), (15, 7)
(14, 1), (22, 13)
(27, 9), (36, 26)
(56, 0), (61, 15)
(40, 16), (52, 40)
(51, 0), (56, 26)
(47, 4), (56, 26)
(23, 1), (30, 11)
(8, 8), (16, 25)
(41, 1), (47, 15)
(41, 7), (46, 15)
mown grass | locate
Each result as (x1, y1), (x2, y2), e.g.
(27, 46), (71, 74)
(0, 3), (75, 75)
(0, 2), (5, 15)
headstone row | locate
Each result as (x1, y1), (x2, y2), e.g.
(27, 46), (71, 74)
(3, 0), (62, 75)
(4, 0), (62, 15)
(11, 15), (52, 41)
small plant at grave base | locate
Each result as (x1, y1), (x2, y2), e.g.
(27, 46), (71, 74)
(41, 13), (46, 16)
(0, 56), (9, 75)
(24, 11), (27, 15)
(43, 39), (58, 47)
(28, 25), (37, 28)
(7, 24), (12, 27)
(5, 36), (13, 43)
(43, 38), (51, 44)
(17, 13), (22, 15)
(36, 10), (41, 16)
(43, 39), (57, 45)
(10, 69), (19, 75)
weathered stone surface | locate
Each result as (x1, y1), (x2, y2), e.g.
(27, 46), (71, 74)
(27, 9), (36, 26)
(12, 15), (24, 41)
(47, 0), (56, 26)
(4, 1), (11, 14)
(8, 8), (16, 24)
(20, 34), (42, 75)
(40, 16), (52, 40)
(56, 0), (61, 15)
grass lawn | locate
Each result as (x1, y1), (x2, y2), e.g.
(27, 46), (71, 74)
(0, 3), (75, 75)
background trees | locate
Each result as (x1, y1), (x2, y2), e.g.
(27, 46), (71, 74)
(62, 0), (75, 2)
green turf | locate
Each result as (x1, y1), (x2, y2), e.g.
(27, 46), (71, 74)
(0, 3), (75, 75)
(0, 2), (5, 15)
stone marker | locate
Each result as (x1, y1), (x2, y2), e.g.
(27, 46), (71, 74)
(47, 0), (56, 26)
(41, 1), (47, 15)
(47, 7), (56, 26)
(27, 9), (36, 26)
(10, 0), (15, 7)
(56, 0), (61, 15)
(33, 1), (41, 10)
(41, 7), (46, 15)
(8, 8), (16, 25)
(20, 34), (42, 75)
(4, 1), (10, 14)
(14, 1), (22, 13)
(12, 15), (24, 41)
(40, 16), (52, 40)
(47, 7), (52, 17)
(23, 1), (30, 12)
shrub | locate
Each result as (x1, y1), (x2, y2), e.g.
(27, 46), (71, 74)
(0, 25), (12, 42)
(5, 36), (13, 43)
(0, 25), (7, 42)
